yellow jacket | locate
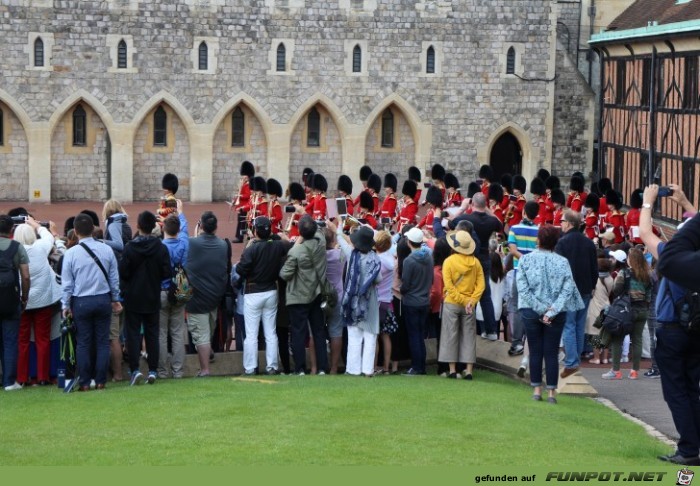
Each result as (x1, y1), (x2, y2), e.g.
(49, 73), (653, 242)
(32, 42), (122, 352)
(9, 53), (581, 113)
(442, 253), (485, 308)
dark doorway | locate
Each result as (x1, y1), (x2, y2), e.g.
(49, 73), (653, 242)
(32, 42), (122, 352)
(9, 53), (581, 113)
(489, 132), (522, 179)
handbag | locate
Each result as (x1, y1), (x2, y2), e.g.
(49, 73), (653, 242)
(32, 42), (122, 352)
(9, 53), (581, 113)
(601, 269), (633, 337)
(381, 308), (399, 334)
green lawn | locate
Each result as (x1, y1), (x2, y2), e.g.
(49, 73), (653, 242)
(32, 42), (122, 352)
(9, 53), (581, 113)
(0, 371), (666, 466)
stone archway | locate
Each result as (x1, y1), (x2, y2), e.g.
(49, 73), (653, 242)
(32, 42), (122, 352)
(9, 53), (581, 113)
(0, 101), (29, 200)
(364, 103), (415, 180)
(489, 132), (522, 180)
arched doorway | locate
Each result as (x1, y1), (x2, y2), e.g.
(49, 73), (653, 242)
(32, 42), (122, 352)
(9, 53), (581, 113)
(489, 132), (522, 179)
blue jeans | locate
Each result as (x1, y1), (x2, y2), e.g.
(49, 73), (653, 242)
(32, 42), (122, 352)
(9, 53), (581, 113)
(655, 325), (700, 457)
(477, 255), (497, 335)
(72, 294), (112, 387)
(0, 308), (20, 387)
(403, 304), (428, 373)
(562, 294), (591, 369)
(522, 308), (565, 389)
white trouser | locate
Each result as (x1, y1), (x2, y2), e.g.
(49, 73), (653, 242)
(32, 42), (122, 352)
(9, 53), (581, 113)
(346, 326), (377, 376)
(243, 290), (279, 373)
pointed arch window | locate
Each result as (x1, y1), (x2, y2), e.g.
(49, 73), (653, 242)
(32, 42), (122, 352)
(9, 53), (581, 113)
(276, 43), (286, 72)
(34, 37), (44, 67)
(198, 41), (208, 71)
(72, 105), (87, 147)
(506, 47), (516, 75)
(232, 106), (245, 147)
(153, 105), (167, 147)
(117, 39), (128, 69)
(352, 45), (362, 73)
(426, 45), (435, 74)
(307, 107), (320, 147)
(0, 108), (4, 146)
(381, 109), (394, 148)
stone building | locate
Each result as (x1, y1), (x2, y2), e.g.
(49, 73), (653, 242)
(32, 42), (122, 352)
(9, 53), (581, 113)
(0, 0), (594, 203)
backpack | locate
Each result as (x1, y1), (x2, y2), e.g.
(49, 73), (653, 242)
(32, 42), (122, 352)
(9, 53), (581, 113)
(601, 269), (634, 337)
(0, 241), (21, 316)
(107, 214), (132, 246)
(666, 282), (700, 333)
(168, 264), (193, 305)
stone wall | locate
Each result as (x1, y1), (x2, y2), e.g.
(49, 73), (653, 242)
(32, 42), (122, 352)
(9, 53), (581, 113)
(364, 107), (414, 179)
(0, 104), (28, 201)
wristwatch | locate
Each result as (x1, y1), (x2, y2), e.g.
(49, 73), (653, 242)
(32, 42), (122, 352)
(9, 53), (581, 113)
(642, 203), (652, 209)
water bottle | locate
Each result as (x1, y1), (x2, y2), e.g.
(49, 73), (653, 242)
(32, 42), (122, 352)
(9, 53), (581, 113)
(57, 369), (65, 389)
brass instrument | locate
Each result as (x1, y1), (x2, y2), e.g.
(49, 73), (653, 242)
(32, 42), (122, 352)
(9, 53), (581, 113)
(233, 177), (245, 207)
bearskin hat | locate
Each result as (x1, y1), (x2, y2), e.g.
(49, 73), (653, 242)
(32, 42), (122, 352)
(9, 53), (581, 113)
(402, 180), (418, 199)
(359, 190), (374, 211)
(431, 164), (446, 182)
(288, 182), (306, 202)
(500, 173), (513, 193)
(488, 183), (504, 203)
(530, 177), (546, 196)
(550, 189), (566, 206)
(630, 189), (644, 209)
(162, 173), (179, 195)
(367, 173), (382, 193)
(408, 166), (422, 182)
(572, 171), (585, 181)
(337, 175), (353, 195)
(250, 176), (267, 193)
(478, 164), (494, 181)
(240, 161), (255, 178)
(570, 175), (584, 193)
(359, 165), (373, 182)
(304, 170), (315, 188)
(266, 178), (283, 198)
(425, 186), (443, 208)
(312, 174), (328, 193)
(302, 167), (313, 180)
(606, 189), (623, 209)
(585, 193), (600, 212)
(466, 182), (481, 199)
(537, 168), (551, 181)
(545, 175), (561, 191)
(590, 182), (600, 197)
(384, 173), (398, 192)
(444, 173), (460, 190)
(598, 177), (613, 195)
(513, 175), (527, 193)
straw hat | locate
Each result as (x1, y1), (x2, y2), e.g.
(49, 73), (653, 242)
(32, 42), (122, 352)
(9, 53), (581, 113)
(446, 230), (476, 256)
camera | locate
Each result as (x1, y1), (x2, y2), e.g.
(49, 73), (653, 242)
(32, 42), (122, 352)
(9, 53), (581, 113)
(10, 215), (50, 229)
(315, 220), (326, 228)
(658, 186), (674, 197)
(284, 205), (296, 213)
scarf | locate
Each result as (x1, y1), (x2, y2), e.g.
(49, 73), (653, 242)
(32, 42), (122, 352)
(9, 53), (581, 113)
(342, 250), (381, 326)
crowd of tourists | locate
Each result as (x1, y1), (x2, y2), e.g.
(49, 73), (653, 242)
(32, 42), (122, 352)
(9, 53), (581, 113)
(1, 162), (700, 465)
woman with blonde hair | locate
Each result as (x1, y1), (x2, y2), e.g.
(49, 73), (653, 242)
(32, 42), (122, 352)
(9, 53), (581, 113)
(101, 199), (130, 254)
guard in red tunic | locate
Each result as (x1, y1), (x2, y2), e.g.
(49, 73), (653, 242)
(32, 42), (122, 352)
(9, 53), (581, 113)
(266, 178), (283, 235)
(158, 173), (179, 221)
(500, 173), (513, 214)
(626, 189), (643, 244)
(430, 164), (446, 204)
(367, 173), (382, 218)
(444, 173), (463, 208)
(381, 173), (398, 225)
(598, 177), (612, 220)
(302, 167), (314, 200)
(551, 189), (566, 228)
(248, 176), (268, 227)
(337, 175), (354, 217)
(408, 166), (423, 204)
(487, 183), (505, 224)
(505, 175), (527, 228)
(544, 175), (560, 224)
(478, 165), (493, 197)
(312, 174), (328, 221)
(417, 185), (443, 230)
(462, 182), (481, 215)
(397, 180), (419, 233)
(353, 165), (373, 213)
(285, 182), (306, 240)
(531, 177), (549, 226)
(233, 161), (255, 242)
(357, 191), (378, 229)
(583, 193), (600, 240)
(566, 174), (587, 213)
(605, 190), (627, 244)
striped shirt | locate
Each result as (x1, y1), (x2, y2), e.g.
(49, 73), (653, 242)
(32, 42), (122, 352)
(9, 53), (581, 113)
(507, 220), (538, 269)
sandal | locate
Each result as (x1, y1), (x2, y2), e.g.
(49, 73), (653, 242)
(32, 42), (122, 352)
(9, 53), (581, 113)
(589, 359), (601, 365)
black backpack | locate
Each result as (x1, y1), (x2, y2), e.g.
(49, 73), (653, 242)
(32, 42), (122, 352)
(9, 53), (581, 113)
(0, 241), (21, 316)
(601, 269), (634, 337)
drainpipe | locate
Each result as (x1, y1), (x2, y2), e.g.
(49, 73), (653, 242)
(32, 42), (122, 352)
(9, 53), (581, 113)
(588, 0), (595, 85)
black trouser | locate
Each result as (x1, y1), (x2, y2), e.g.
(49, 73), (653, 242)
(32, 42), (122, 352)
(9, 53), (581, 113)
(125, 311), (159, 374)
(288, 295), (328, 373)
(236, 212), (248, 241)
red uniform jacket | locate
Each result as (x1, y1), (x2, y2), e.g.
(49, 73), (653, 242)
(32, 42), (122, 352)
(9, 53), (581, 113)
(381, 194), (398, 220)
(417, 210), (434, 230)
(552, 207), (564, 228)
(353, 188), (369, 214)
(414, 188), (422, 204)
(506, 195), (526, 227)
(268, 199), (283, 234)
(500, 193), (511, 213)
(287, 212), (302, 239)
(371, 193), (380, 217)
(343, 195), (354, 217)
(247, 196), (268, 225)
(599, 197), (609, 218)
(446, 192), (463, 208)
(357, 211), (378, 230)
(567, 191), (587, 213)
(626, 208), (641, 244)
(584, 211), (599, 240)
(534, 195), (549, 226)
(397, 200), (418, 233)
(313, 194), (327, 220)
(305, 193), (316, 216)
(607, 210), (626, 244)
(481, 181), (490, 197)
(236, 182), (252, 212)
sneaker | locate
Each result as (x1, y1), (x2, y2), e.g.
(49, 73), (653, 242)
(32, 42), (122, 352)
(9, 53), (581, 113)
(447, 372), (458, 379)
(517, 365), (527, 378)
(403, 368), (421, 376)
(129, 371), (144, 386)
(293, 370), (305, 376)
(620, 355), (629, 363)
(644, 368), (661, 378)
(508, 344), (524, 356)
(658, 452), (700, 466)
(147, 372), (157, 384)
(89, 379), (96, 390)
(317, 371), (326, 376)
(485, 333), (498, 341)
(601, 369), (622, 380)
(629, 370), (638, 380)
(480, 332), (488, 339)
(265, 368), (280, 376)
(4, 382), (22, 391)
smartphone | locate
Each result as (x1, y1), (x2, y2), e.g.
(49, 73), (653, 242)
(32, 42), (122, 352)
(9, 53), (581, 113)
(381, 217), (391, 225)
(284, 205), (296, 213)
(336, 198), (348, 216)
(509, 194), (517, 201)
(658, 186), (674, 197)
(423, 182), (431, 188)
